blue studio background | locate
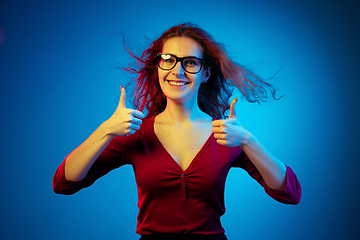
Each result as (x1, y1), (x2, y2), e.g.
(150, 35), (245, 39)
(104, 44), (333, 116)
(1, 0), (359, 239)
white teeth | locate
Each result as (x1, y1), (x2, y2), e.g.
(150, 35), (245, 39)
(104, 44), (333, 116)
(168, 81), (187, 86)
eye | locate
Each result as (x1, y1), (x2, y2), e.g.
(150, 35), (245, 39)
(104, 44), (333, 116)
(164, 58), (174, 63)
(161, 54), (176, 64)
(184, 58), (200, 66)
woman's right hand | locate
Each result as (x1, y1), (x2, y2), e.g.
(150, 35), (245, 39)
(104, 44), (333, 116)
(104, 86), (144, 137)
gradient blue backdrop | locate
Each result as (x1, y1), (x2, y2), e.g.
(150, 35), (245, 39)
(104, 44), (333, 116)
(1, 0), (359, 239)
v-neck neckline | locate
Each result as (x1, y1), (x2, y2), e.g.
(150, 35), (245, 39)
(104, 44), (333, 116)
(150, 116), (214, 174)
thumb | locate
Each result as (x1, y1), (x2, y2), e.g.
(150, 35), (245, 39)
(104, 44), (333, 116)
(229, 97), (238, 119)
(118, 85), (127, 108)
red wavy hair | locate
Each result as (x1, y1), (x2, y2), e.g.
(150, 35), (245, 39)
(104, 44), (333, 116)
(125, 22), (279, 119)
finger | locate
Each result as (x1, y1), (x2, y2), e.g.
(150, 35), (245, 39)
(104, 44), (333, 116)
(214, 133), (227, 140)
(129, 116), (143, 126)
(131, 109), (145, 119)
(212, 126), (225, 134)
(130, 123), (141, 131)
(127, 129), (136, 136)
(118, 85), (126, 108)
(216, 139), (228, 146)
(229, 97), (238, 119)
(211, 120), (225, 127)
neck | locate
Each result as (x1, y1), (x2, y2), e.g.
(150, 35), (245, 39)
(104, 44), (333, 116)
(159, 97), (210, 123)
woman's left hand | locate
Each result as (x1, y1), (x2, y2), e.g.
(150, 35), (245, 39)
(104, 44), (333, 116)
(211, 97), (249, 147)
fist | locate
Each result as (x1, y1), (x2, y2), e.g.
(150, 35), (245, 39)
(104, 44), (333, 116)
(211, 97), (248, 147)
(106, 86), (144, 137)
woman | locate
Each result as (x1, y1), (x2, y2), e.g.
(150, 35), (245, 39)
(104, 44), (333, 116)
(53, 23), (301, 240)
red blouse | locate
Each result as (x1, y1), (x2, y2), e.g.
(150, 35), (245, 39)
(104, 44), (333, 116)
(53, 116), (301, 235)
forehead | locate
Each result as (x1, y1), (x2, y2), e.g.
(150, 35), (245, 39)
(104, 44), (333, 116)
(162, 37), (203, 58)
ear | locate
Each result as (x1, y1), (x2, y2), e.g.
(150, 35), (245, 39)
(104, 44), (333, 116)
(202, 67), (211, 83)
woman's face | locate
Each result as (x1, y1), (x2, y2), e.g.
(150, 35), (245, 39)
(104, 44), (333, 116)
(158, 37), (210, 105)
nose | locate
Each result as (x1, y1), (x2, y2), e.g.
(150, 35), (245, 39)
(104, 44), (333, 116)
(171, 61), (185, 76)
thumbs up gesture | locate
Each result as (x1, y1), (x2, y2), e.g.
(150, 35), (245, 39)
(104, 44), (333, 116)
(211, 97), (249, 147)
(105, 86), (145, 137)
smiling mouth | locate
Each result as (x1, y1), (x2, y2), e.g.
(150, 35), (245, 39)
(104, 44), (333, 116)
(166, 80), (190, 86)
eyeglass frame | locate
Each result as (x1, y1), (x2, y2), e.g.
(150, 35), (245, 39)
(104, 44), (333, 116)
(156, 53), (205, 74)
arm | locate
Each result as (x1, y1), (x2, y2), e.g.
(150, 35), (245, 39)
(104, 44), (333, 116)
(64, 122), (114, 182)
(62, 86), (144, 182)
(212, 98), (289, 190)
(232, 152), (301, 205)
(240, 132), (286, 190)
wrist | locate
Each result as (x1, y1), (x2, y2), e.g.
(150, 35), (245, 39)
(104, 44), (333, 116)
(240, 130), (254, 147)
(99, 120), (115, 140)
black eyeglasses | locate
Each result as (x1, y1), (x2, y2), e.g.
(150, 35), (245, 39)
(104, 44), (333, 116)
(156, 53), (204, 74)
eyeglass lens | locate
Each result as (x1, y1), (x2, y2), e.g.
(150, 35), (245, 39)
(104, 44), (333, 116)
(158, 54), (202, 73)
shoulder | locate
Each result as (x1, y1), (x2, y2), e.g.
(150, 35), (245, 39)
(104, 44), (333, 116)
(137, 116), (155, 134)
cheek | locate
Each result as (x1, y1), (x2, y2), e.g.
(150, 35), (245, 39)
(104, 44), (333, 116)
(194, 73), (205, 85)
(157, 69), (167, 90)
(158, 69), (168, 81)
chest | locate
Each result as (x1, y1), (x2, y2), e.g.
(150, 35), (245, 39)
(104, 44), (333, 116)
(127, 128), (242, 203)
(154, 122), (213, 172)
